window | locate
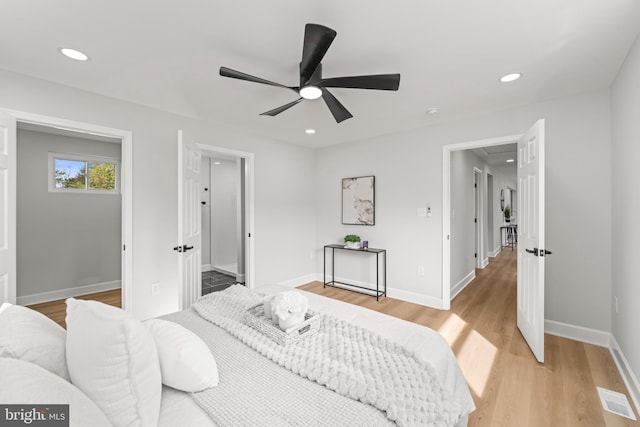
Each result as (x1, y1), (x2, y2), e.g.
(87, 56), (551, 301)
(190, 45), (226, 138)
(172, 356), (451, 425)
(48, 152), (120, 194)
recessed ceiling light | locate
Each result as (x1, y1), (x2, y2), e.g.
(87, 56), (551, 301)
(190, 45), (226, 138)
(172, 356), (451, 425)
(506, 159), (515, 163)
(59, 48), (89, 61)
(213, 161), (221, 165)
(305, 129), (316, 134)
(426, 107), (440, 115)
(299, 86), (322, 100)
(500, 73), (521, 83)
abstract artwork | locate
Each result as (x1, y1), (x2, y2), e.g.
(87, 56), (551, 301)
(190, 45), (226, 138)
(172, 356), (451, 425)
(342, 176), (375, 225)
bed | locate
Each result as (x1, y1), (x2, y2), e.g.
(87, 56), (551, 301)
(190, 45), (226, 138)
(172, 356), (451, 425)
(0, 285), (475, 426)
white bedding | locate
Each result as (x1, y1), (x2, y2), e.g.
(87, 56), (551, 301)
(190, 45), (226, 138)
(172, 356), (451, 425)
(160, 285), (474, 426)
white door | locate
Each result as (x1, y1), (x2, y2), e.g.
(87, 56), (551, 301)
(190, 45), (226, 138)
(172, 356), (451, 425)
(0, 112), (16, 304)
(517, 119), (546, 363)
(177, 130), (202, 310)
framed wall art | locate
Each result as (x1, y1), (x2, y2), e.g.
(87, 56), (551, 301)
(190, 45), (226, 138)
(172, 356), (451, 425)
(342, 176), (375, 225)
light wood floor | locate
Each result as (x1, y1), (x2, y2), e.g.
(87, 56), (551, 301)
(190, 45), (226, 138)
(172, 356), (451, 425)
(27, 289), (121, 328)
(299, 248), (639, 427)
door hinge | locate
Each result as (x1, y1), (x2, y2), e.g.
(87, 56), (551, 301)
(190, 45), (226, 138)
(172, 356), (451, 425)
(474, 218), (477, 223)
(123, 244), (126, 251)
(474, 252), (477, 258)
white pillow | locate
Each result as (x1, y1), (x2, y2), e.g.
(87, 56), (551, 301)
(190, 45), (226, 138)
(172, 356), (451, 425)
(0, 302), (70, 381)
(144, 319), (219, 392)
(0, 357), (111, 427)
(65, 298), (161, 427)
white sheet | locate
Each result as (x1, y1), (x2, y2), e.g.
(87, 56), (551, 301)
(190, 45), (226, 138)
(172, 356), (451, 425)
(159, 285), (475, 426)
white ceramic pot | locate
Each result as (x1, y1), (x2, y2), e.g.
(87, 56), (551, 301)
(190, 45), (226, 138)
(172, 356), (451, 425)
(346, 241), (360, 249)
(278, 313), (305, 331)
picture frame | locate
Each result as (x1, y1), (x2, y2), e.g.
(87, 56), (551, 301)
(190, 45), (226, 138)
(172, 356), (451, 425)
(342, 176), (375, 225)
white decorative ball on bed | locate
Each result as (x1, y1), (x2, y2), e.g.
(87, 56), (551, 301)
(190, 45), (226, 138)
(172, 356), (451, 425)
(272, 291), (309, 330)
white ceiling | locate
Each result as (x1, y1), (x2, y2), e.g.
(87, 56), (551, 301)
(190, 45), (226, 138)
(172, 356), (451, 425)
(2, 1), (639, 149)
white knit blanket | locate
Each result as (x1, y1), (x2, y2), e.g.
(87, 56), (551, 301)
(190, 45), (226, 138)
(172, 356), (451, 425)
(192, 285), (463, 426)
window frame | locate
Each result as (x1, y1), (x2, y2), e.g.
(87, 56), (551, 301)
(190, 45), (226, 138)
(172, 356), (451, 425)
(48, 152), (120, 194)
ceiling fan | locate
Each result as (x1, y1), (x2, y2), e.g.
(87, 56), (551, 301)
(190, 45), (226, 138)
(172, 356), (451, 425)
(219, 23), (400, 123)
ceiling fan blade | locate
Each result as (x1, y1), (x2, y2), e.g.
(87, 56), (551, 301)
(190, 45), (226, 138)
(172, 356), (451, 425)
(321, 89), (353, 123)
(300, 24), (336, 86)
(220, 67), (297, 92)
(320, 74), (401, 91)
(259, 98), (304, 116)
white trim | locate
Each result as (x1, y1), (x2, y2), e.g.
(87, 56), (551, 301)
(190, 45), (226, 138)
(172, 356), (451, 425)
(544, 319), (611, 348)
(198, 144), (255, 290)
(201, 264), (212, 272)
(442, 134), (522, 311)
(5, 109), (132, 313)
(451, 270), (476, 300)
(278, 274), (318, 288)
(387, 286), (446, 309)
(17, 280), (121, 306)
(481, 257), (489, 269)
(610, 335), (640, 415)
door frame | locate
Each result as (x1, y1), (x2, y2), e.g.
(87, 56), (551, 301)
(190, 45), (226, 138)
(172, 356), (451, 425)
(442, 134), (521, 309)
(473, 167), (483, 269)
(4, 109), (133, 311)
(197, 144), (255, 289)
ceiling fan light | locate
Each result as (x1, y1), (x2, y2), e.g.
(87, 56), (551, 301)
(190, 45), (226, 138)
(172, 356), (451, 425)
(59, 48), (89, 61)
(500, 73), (521, 83)
(299, 86), (322, 100)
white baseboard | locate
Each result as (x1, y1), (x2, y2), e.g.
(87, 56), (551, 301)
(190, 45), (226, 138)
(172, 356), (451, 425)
(609, 335), (640, 415)
(17, 280), (121, 306)
(386, 287), (446, 309)
(451, 270), (476, 301)
(201, 264), (212, 272)
(481, 257), (489, 269)
(278, 274), (319, 288)
(544, 319), (611, 347)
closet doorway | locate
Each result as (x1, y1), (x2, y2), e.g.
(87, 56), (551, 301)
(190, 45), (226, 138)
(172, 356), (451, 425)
(200, 153), (249, 295)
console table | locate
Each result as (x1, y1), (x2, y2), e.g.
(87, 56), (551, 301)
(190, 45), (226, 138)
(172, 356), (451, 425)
(323, 244), (387, 301)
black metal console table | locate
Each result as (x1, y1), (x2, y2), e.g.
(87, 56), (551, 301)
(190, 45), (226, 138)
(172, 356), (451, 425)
(323, 244), (387, 301)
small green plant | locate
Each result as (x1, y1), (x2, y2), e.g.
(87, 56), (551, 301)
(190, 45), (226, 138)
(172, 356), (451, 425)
(344, 234), (361, 243)
(503, 205), (511, 220)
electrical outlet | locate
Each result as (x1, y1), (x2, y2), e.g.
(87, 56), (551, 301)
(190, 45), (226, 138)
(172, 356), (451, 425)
(417, 265), (425, 276)
(151, 283), (160, 296)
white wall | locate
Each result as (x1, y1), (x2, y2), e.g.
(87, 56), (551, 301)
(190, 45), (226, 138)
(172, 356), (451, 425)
(611, 33), (640, 399)
(17, 129), (121, 300)
(0, 68), (317, 320)
(315, 89), (612, 332)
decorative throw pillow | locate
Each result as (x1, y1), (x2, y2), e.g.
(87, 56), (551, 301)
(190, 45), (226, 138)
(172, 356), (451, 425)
(0, 357), (111, 426)
(144, 319), (219, 392)
(65, 298), (161, 427)
(0, 302), (70, 381)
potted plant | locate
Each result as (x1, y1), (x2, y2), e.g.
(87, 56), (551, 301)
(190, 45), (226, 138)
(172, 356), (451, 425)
(503, 205), (511, 223)
(344, 234), (361, 249)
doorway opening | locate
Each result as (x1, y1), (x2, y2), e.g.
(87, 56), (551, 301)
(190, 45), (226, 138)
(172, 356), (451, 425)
(200, 154), (248, 295)
(3, 110), (132, 312)
(442, 134), (521, 309)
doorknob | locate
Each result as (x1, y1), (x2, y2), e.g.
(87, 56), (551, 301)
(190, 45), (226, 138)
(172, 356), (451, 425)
(525, 248), (539, 256)
(182, 245), (194, 252)
(173, 246), (183, 253)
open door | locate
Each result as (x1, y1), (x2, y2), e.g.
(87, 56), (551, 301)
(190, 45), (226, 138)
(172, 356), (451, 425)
(0, 112), (16, 304)
(177, 130), (202, 310)
(517, 119), (547, 363)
